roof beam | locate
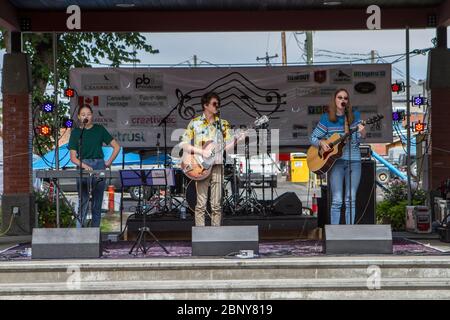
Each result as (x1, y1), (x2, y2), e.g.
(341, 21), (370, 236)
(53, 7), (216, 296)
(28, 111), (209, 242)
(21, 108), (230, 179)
(0, 0), (20, 31)
(19, 8), (439, 32)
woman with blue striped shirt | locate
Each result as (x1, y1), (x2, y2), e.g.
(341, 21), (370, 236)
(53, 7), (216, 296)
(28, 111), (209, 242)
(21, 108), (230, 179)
(310, 89), (366, 224)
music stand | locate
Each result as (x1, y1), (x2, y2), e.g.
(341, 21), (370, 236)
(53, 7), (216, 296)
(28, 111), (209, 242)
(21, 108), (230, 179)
(120, 169), (170, 255)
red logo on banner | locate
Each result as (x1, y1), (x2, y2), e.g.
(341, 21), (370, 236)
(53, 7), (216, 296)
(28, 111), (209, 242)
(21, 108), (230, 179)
(78, 96), (99, 107)
(314, 70), (327, 84)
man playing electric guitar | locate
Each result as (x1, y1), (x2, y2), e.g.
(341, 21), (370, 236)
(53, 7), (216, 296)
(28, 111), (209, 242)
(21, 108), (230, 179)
(180, 92), (242, 227)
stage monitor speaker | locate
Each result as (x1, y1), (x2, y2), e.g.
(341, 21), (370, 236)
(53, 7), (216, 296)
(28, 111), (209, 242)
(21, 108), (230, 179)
(324, 225), (392, 254)
(192, 226), (259, 256)
(272, 192), (302, 215)
(320, 160), (376, 226)
(32, 228), (101, 259)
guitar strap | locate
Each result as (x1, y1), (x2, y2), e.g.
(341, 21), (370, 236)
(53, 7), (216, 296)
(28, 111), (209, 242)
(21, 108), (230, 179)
(213, 119), (225, 165)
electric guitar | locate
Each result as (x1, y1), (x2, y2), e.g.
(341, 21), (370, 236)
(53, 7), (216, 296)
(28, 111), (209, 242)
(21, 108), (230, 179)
(306, 114), (384, 175)
(181, 115), (269, 181)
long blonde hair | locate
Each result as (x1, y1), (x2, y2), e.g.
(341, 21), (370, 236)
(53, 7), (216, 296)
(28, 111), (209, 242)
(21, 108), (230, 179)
(328, 88), (354, 133)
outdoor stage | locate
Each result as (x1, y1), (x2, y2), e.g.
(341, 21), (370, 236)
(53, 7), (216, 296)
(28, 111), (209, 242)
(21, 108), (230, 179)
(124, 213), (318, 240)
(1, 235), (450, 299)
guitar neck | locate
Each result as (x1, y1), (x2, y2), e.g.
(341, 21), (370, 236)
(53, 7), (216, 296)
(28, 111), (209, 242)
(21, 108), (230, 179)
(210, 116), (268, 155)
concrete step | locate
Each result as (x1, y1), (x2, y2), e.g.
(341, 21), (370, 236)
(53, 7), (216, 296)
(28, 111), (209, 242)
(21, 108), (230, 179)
(2, 256), (450, 299)
(2, 256), (450, 283)
(1, 278), (450, 299)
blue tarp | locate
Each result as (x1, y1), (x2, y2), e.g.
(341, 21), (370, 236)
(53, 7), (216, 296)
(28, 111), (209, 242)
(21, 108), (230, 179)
(32, 144), (172, 169)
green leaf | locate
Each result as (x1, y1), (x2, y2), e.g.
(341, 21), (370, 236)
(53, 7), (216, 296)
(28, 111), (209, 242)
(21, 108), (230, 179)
(17, 32), (158, 154)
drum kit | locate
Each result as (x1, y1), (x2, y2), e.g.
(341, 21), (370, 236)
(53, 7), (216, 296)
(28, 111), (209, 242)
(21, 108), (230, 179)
(182, 162), (242, 216)
(135, 114), (275, 218)
(144, 158), (272, 219)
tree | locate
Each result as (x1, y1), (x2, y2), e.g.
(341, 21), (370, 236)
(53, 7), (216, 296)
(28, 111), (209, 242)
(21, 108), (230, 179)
(0, 30), (158, 154)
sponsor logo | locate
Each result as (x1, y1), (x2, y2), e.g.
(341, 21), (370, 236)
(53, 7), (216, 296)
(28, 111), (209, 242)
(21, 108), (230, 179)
(112, 131), (146, 143)
(78, 96), (99, 107)
(292, 124), (308, 138)
(296, 87), (337, 97)
(354, 82), (376, 94)
(366, 132), (382, 138)
(134, 73), (163, 91)
(93, 110), (116, 127)
(81, 74), (120, 90)
(308, 105), (329, 115)
(106, 95), (132, 107)
(138, 95), (168, 107)
(287, 72), (310, 82)
(293, 124), (307, 130)
(330, 69), (352, 84)
(314, 70), (327, 83)
(353, 105), (378, 113)
(353, 70), (386, 77)
(292, 131), (308, 138)
(130, 115), (176, 127)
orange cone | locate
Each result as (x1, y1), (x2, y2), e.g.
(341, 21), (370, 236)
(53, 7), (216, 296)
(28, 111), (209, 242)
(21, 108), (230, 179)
(108, 185), (115, 214)
(312, 193), (318, 216)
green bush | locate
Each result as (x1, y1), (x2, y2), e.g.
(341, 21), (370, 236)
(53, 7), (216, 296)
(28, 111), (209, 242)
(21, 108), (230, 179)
(35, 191), (76, 228)
(376, 180), (427, 231)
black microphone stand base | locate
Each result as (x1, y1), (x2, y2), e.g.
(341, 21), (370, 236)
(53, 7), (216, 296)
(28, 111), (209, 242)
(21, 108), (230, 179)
(129, 225), (170, 255)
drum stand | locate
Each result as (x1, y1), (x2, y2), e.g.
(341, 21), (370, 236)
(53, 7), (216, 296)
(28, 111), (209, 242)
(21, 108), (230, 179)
(222, 158), (240, 215)
(235, 137), (265, 215)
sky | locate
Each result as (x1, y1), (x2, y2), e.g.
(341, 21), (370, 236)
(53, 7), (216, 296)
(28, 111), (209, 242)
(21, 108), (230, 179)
(0, 28), (448, 95)
(134, 28), (447, 81)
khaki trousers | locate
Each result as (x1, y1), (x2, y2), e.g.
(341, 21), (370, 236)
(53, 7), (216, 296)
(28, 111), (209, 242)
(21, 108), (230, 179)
(195, 165), (223, 226)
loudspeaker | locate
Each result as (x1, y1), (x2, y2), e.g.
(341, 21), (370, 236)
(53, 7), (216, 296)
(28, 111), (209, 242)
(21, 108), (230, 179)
(1, 194), (35, 235)
(319, 160), (376, 226)
(2, 53), (32, 94)
(32, 228), (101, 259)
(324, 224), (393, 254)
(272, 192), (302, 215)
(192, 226), (259, 256)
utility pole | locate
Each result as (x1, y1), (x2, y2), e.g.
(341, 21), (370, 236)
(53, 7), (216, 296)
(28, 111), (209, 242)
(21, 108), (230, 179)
(371, 50), (377, 63)
(256, 52), (278, 66)
(305, 31), (313, 65)
(281, 32), (287, 66)
(193, 55), (198, 67)
(406, 27), (412, 206)
(53, 32), (60, 227)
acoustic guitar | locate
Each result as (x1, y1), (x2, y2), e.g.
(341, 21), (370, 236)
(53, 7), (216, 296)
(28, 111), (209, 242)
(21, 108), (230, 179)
(181, 115), (269, 181)
(306, 114), (383, 175)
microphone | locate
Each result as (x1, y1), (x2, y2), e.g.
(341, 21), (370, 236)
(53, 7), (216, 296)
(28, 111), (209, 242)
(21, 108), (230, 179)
(82, 118), (88, 124)
(342, 102), (349, 115)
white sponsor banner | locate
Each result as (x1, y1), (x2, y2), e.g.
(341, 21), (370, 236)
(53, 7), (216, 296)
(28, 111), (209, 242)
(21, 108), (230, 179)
(70, 65), (392, 148)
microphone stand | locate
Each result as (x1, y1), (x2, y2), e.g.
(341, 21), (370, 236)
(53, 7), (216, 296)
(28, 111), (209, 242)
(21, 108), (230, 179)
(158, 105), (179, 213)
(158, 104), (179, 169)
(345, 108), (353, 225)
(78, 120), (88, 227)
(215, 111), (225, 223)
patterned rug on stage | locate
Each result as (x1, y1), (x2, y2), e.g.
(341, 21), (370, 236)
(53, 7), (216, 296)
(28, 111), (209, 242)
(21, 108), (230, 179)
(0, 237), (443, 261)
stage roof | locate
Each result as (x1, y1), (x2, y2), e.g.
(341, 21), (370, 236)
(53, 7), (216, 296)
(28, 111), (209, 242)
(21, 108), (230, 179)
(0, 0), (449, 32)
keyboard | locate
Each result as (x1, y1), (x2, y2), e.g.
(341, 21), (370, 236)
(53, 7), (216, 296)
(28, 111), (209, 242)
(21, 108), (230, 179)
(35, 170), (120, 179)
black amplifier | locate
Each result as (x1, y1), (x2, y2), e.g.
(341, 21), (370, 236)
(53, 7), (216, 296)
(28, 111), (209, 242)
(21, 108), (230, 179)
(438, 226), (450, 243)
(360, 145), (372, 161)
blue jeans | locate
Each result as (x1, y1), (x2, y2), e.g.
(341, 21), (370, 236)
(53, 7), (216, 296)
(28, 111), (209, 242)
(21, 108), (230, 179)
(329, 159), (361, 225)
(76, 159), (106, 228)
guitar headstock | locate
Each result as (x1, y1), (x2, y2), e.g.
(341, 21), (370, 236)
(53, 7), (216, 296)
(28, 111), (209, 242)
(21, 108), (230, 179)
(254, 115), (269, 128)
(364, 114), (384, 125)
